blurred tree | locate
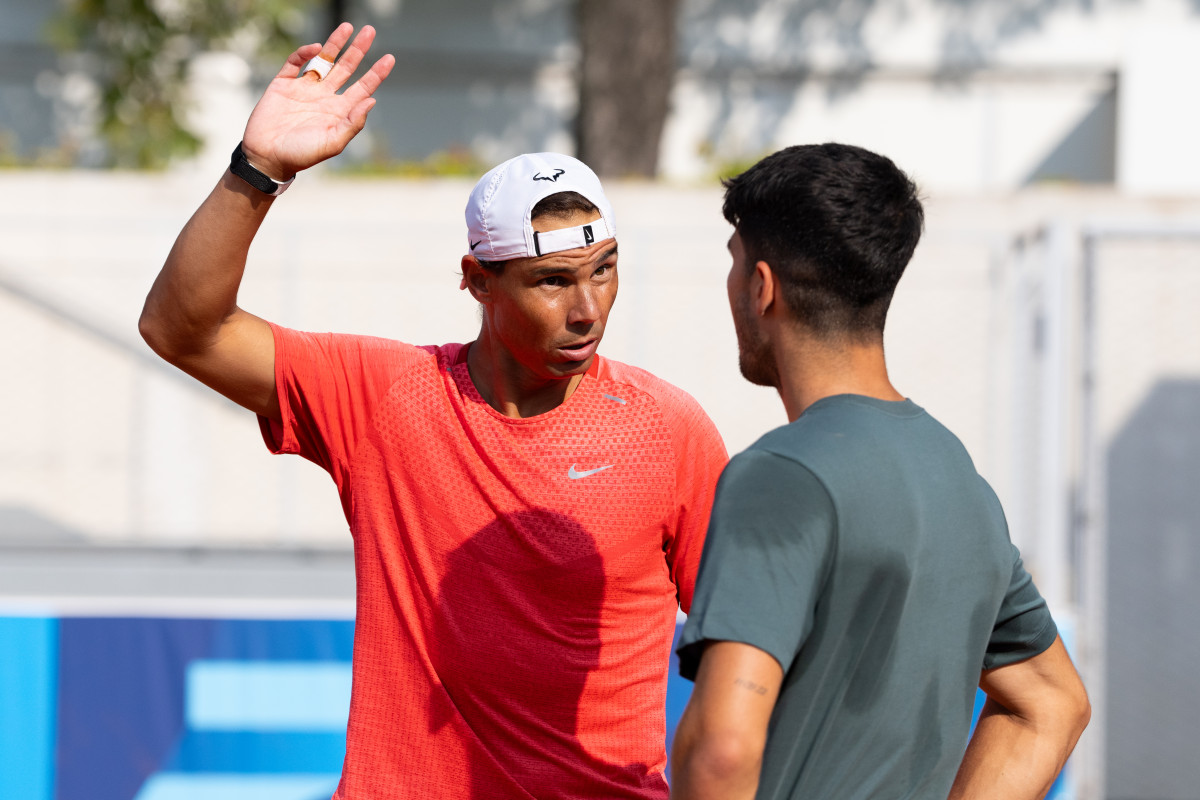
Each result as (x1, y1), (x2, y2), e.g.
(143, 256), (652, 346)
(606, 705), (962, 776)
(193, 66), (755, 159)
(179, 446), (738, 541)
(327, 0), (348, 34)
(576, 0), (681, 178)
(47, 0), (313, 169)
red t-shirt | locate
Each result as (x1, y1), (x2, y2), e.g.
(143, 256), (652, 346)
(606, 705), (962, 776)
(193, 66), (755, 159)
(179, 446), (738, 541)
(259, 325), (727, 799)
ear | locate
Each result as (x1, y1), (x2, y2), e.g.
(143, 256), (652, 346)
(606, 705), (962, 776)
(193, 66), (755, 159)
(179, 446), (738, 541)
(460, 255), (493, 303)
(752, 260), (777, 317)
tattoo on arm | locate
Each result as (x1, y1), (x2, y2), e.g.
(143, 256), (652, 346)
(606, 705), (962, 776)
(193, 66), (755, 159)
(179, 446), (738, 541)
(734, 677), (768, 695)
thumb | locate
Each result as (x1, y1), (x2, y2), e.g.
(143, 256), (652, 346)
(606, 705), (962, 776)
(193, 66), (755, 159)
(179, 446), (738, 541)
(346, 97), (378, 133)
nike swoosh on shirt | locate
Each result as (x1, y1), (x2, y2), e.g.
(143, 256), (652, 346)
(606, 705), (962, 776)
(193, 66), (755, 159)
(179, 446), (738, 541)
(568, 464), (613, 480)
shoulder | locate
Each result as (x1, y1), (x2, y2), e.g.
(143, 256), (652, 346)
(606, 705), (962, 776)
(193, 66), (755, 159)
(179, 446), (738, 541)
(706, 448), (838, 574)
(594, 356), (726, 455)
(755, 395), (949, 462)
(720, 444), (831, 502)
(272, 323), (454, 372)
(593, 356), (715, 427)
(592, 355), (727, 469)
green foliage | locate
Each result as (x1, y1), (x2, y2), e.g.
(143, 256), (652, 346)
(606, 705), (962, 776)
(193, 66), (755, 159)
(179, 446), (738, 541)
(696, 140), (773, 184)
(711, 154), (769, 183)
(0, 130), (66, 168)
(46, 0), (315, 169)
(334, 140), (489, 179)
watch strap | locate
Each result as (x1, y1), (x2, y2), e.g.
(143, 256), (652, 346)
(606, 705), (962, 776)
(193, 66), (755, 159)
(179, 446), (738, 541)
(229, 143), (295, 196)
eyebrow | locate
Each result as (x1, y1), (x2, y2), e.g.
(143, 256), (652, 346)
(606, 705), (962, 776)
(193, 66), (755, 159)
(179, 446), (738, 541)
(529, 245), (618, 278)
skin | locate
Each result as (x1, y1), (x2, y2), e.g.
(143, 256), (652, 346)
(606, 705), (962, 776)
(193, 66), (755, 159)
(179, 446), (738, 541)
(724, 232), (777, 389)
(670, 230), (1090, 799)
(669, 642), (782, 800)
(948, 637), (1090, 799)
(140, 24), (393, 421)
(724, 230), (902, 422)
(461, 209), (618, 418)
(139, 23), (615, 422)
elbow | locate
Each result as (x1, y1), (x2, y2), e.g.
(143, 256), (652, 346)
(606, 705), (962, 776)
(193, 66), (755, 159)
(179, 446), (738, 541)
(138, 305), (158, 348)
(1056, 660), (1092, 740)
(138, 297), (206, 366)
(1041, 675), (1091, 747)
(706, 734), (765, 785)
(1070, 683), (1092, 738)
(674, 729), (764, 794)
(138, 303), (173, 361)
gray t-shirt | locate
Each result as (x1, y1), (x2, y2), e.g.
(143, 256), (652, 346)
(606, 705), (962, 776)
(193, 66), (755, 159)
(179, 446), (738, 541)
(677, 395), (1057, 800)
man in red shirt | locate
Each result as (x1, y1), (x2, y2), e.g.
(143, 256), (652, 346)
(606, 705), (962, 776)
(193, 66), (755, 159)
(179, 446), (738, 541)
(139, 23), (727, 799)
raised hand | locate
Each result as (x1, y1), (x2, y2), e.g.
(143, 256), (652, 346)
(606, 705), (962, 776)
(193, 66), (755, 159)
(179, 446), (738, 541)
(241, 23), (395, 181)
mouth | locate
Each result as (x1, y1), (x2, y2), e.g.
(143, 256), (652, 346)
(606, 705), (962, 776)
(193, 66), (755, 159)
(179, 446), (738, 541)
(556, 338), (599, 362)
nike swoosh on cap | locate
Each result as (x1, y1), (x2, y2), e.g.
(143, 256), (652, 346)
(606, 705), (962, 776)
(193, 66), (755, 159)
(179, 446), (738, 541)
(470, 240), (482, 251)
(568, 464), (613, 480)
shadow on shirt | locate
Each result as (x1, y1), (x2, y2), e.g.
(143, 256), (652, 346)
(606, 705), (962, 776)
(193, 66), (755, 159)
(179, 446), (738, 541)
(428, 508), (662, 799)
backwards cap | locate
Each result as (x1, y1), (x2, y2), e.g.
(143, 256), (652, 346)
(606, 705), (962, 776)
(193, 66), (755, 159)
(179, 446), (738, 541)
(465, 152), (616, 260)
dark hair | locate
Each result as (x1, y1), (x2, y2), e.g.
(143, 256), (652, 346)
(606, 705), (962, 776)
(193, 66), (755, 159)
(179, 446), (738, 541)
(722, 143), (924, 339)
(531, 190), (597, 223)
(476, 191), (599, 272)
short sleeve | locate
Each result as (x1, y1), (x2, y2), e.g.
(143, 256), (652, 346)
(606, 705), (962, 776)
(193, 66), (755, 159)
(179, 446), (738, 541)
(258, 324), (430, 489)
(676, 450), (835, 680)
(660, 390), (728, 612)
(983, 545), (1059, 670)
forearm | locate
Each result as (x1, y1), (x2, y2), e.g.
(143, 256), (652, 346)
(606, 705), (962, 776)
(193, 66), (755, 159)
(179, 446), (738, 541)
(948, 698), (1086, 800)
(671, 642), (781, 800)
(140, 169), (274, 360)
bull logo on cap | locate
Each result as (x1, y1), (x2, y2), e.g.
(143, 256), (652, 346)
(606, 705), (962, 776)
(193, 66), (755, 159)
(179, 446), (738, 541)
(532, 169), (566, 182)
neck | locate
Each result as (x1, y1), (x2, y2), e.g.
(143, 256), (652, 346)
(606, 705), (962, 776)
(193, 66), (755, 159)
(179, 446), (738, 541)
(466, 334), (585, 419)
(771, 329), (903, 422)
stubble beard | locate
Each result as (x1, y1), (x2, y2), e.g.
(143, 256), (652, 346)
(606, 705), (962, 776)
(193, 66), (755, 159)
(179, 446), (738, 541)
(733, 295), (779, 389)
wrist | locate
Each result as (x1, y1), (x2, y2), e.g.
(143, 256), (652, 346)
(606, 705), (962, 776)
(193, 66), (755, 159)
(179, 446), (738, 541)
(239, 143), (292, 182)
(229, 142), (295, 196)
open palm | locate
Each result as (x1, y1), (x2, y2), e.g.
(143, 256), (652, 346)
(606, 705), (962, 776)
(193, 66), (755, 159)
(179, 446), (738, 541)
(241, 24), (395, 180)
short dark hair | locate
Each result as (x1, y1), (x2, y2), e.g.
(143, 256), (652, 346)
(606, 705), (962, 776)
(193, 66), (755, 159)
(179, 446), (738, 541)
(531, 190), (597, 223)
(722, 143), (924, 339)
(476, 191), (599, 273)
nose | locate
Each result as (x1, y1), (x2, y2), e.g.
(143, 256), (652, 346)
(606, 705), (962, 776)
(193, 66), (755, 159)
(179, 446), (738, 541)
(567, 283), (601, 327)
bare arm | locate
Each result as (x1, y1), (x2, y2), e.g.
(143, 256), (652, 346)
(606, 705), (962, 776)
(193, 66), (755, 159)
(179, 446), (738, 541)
(671, 641), (783, 800)
(139, 23), (394, 419)
(949, 636), (1091, 800)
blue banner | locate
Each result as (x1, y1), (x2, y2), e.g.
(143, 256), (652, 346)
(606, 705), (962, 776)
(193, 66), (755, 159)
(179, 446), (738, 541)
(0, 615), (1068, 799)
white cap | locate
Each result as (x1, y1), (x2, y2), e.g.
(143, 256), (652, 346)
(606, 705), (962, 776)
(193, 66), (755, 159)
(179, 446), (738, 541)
(465, 152), (616, 260)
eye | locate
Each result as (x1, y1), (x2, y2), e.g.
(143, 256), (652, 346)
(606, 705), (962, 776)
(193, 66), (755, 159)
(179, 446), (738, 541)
(539, 275), (567, 287)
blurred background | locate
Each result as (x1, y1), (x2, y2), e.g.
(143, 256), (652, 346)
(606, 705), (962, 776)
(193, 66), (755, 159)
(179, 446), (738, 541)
(2, 1), (1198, 798)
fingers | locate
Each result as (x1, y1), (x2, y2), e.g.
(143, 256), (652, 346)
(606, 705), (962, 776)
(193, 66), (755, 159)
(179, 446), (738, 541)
(342, 53), (395, 105)
(323, 25), (379, 89)
(317, 22), (356, 64)
(275, 24), (391, 96)
(276, 43), (323, 79)
(297, 22), (354, 83)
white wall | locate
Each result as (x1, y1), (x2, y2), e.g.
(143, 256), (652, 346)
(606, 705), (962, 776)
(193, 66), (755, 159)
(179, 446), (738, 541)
(4, 170), (1200, 549)
(664, 0), (1200, 192)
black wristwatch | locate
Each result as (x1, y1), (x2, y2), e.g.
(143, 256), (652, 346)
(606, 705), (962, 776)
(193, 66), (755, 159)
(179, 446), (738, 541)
(229, 142), (295, 196)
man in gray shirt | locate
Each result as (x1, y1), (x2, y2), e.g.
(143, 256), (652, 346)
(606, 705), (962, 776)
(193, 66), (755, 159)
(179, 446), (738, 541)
(670, 144), (1090, 800)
